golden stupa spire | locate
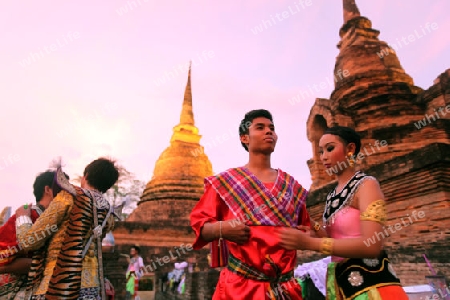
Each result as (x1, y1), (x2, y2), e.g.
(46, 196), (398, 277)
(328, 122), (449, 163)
(170, 61), (201, 144)
(343, 0), (361, 23)
(126, 61), (212, 216)
(179, 61), (194, 126)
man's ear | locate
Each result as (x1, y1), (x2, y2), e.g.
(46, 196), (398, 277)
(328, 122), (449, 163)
(44, 186), (52, 195)
(240, 135), (250, 150)
(240, 134), (249, 144)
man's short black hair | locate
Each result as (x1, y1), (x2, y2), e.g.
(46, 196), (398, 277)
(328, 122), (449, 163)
(238, 109), (273, 151)
(33, 171), (56, 202)
(33, 171), (69, 202)
(83, 158), (119, 193)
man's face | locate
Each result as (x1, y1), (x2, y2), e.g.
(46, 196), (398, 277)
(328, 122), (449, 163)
(130, 248), (137, 256)
(37, 186), (55, 209)
(240, 117), (278, 154)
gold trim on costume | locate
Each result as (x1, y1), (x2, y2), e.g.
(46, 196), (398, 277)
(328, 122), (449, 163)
(360, 200), (386, 225)
(367, 288), (383, 300)
(339, 258), (389, 275)
(338, 282), (402, 300)
(16, 191), (73, 253)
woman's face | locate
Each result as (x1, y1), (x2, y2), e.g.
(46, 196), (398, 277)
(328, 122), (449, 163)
(318, 134), (348, 173)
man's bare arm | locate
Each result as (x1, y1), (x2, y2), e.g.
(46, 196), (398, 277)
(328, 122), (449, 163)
(201, 220), (250, 245)
(0, 258), (32, 274)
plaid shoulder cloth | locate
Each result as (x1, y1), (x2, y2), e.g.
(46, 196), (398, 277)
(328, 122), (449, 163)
(206, 167), (308, 227)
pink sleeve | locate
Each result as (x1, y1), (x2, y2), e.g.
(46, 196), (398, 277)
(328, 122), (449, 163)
(190, 184), (222, 250)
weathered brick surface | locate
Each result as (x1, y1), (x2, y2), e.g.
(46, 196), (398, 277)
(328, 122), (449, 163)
(125, 200), (200, 226)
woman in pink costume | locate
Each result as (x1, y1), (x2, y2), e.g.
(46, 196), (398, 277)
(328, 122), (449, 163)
(279, 126), (408, 300)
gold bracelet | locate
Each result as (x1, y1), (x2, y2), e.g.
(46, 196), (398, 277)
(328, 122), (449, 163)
(320, 238), (334, 255)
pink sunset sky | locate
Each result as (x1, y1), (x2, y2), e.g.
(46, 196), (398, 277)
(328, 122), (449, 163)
(0, 0), (449, 213)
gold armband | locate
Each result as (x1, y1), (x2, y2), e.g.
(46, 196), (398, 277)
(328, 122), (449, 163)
(320, 238), (334, 255)
(360, 199), (387, 225)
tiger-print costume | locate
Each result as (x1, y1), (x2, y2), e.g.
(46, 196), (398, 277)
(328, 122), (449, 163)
(22, 174), (113, 299)
(48, 186), (111, 299)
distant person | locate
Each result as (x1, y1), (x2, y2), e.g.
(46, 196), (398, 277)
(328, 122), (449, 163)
(105, 278), (115, 300)
(125, 245), (145, 297)
(125, 265), (137, 300)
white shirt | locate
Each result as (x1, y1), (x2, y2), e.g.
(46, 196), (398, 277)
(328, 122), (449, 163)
(128, 256), (145, 279)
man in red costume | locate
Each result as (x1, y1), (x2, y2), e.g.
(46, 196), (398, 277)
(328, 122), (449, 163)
(190, 109), (311, 299)
(0, 170), (67, 299)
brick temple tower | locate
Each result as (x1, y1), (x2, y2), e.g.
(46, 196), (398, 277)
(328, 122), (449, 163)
(304, 0), (450, 285)
(112, 64), (215, 297)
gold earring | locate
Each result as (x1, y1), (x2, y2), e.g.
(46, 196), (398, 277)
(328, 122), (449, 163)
(347, 152), (355, 167)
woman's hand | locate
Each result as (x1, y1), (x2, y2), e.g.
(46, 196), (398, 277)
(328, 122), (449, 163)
(297, 225), (318, 238)
(279, 227), (312, 250)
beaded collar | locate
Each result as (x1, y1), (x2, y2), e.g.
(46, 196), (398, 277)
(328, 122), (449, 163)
(322, 171), (374, 225)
